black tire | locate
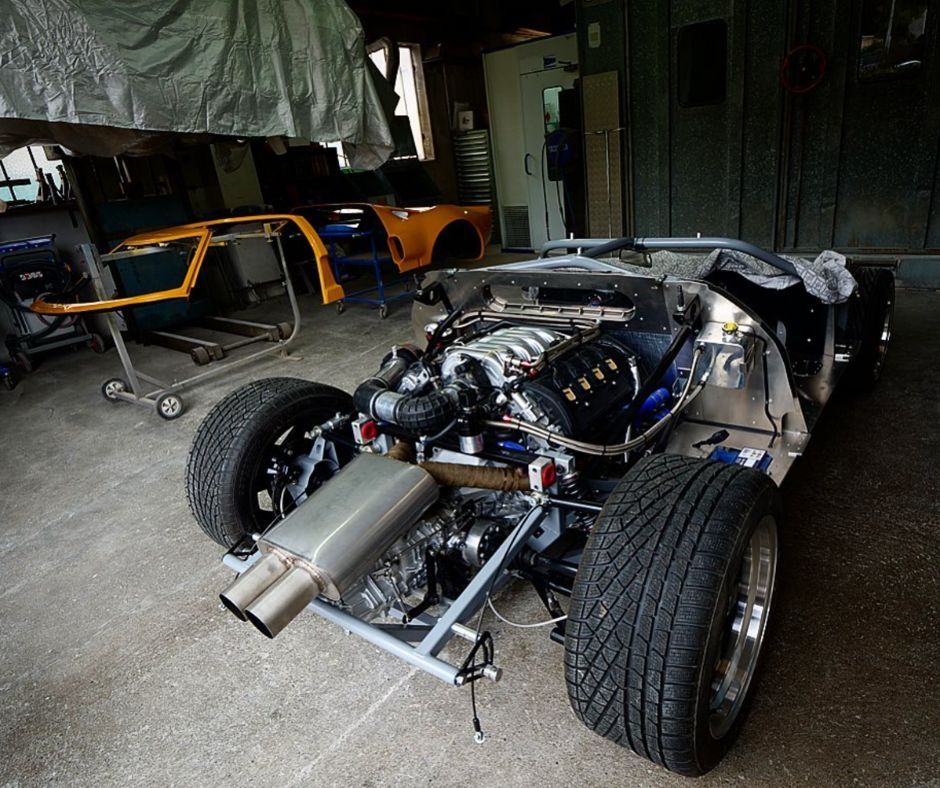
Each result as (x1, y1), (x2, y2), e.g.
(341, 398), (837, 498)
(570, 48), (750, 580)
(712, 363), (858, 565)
(186, 378), (353, 547)
(845, 267), (894, 390)
(565, 454), (781, 776)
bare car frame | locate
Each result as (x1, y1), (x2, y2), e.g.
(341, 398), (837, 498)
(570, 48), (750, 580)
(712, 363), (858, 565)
(186, 237), (893, 776)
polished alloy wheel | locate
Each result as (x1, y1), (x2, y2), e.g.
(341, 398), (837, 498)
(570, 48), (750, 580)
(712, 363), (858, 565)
(709, 514), (778, 738)
(872, 297), (894, 380)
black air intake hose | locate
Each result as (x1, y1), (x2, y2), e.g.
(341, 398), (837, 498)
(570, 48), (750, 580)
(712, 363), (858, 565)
(353, 346), (467, 435)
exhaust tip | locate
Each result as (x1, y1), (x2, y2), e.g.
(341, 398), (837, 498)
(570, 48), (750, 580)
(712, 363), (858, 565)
(218, 552), (288, 621)
(219, 592), (249, 621)
(243, 566), (321, 639)
(244, 608), (277, 639)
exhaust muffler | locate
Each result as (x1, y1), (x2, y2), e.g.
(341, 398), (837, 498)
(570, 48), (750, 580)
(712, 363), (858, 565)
(219, 453), (438, 638)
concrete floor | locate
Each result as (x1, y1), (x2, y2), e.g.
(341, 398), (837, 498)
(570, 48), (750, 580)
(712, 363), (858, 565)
(1, 284), (938, 788)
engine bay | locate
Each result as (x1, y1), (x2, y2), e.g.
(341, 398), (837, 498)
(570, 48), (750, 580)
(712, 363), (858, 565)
(219, 258), (807, 643)
(187, 238), (891, 776)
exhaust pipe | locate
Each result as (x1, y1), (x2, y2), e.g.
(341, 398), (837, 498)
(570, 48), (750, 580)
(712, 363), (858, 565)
(220, 453), (439, 638)
(244, 566), (322, 638)
(219, 552), (289, 620)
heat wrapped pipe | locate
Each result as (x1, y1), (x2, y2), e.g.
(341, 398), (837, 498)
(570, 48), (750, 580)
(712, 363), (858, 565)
(386, 441), (531, 491)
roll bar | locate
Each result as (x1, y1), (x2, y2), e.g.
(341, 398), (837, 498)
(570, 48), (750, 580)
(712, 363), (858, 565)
(540, 236), (799, 278)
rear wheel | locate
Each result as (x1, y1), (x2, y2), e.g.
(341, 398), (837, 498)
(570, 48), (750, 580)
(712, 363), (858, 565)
(846, 267), (894, 389)
(565, 454), (780, 776)
(186, 378), (353, 547)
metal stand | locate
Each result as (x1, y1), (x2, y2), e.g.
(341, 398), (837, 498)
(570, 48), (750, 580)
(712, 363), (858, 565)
(320, 225), (414, 319)
(81, 229), (302, 420)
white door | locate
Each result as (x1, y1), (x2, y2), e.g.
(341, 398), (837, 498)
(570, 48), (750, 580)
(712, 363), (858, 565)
(521, 66), (578, 250)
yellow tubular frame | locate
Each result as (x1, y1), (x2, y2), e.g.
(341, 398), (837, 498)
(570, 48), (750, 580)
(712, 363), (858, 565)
(31, 214), (345, 315)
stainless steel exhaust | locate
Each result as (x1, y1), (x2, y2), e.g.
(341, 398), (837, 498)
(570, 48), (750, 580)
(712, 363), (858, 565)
(244, 566), (322, 638)
(232, 453), (439, 638)
(219, 552), (288, 620)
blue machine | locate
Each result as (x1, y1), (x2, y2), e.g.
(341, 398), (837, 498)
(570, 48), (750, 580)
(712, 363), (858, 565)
(0, 234), (100, 371)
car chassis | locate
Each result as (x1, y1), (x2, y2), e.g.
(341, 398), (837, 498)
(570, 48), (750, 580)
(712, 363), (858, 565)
(189, 236), (893, 775)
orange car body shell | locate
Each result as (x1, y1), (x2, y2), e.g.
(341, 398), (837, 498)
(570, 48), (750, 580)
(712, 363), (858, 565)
(31, 205), (491, 315)
(302, 203), (492, 272)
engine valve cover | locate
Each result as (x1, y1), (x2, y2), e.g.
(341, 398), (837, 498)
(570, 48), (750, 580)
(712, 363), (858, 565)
(440, 325), (568, 388)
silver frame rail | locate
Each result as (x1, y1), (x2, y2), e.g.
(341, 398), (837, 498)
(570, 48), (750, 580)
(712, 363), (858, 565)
(222, 505), (547, 684)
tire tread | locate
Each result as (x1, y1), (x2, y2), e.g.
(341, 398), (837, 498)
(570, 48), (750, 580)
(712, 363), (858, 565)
(564, 453), (777, 775)
(186, 378), (351, 546)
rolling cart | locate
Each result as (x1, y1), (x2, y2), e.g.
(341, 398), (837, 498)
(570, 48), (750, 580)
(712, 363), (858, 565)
(79, 223), (302, 420)
(318, 223), (414, 319)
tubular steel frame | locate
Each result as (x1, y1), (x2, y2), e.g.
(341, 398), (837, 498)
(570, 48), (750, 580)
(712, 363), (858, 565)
(222, 505), (547, 685)
(79, 228), (303, 417)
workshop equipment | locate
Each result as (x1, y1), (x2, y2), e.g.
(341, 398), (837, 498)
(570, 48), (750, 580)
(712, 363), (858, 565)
(318, 220), (413, 319)
(32, 215), (347, 419)
(295, 203), (491, 319)
(0, 235), (103, 371)
(103, 238), (289, 365)
(69, 222), (303, 420)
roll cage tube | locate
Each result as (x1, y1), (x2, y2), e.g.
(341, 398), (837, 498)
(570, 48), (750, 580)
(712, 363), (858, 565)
(30, 214), (344, 314)
(541, 237), (800, 278)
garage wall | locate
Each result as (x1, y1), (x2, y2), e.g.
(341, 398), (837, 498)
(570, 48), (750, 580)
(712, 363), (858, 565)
(576, 0), (940, 283)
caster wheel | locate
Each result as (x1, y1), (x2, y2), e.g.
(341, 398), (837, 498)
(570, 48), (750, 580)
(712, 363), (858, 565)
(191, 346), (211, 366)
(379, 305), (388, 320)
(2, 370), (17, 391)
(276, 321), (292, 339)
(89, 333), (107, 354)
(336, 301), (346, 315)
(156, 392), (185, 420)
(13, 351), (33, 373)
(101, 377), (128, 402)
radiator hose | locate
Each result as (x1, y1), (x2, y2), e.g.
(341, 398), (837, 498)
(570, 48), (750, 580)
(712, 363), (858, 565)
(353, 346), (470, 435)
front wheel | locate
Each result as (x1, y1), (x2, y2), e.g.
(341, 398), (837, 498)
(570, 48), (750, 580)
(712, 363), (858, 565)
(186, 378), (353, 547)
(565, 454), (780, 776)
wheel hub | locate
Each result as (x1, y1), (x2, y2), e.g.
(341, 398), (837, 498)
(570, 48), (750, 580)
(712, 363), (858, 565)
(709, 515), (778, 738)
(266, 434), (340, 514)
